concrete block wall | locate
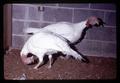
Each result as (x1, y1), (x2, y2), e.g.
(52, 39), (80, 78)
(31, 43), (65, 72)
(12, 3), (116, 58)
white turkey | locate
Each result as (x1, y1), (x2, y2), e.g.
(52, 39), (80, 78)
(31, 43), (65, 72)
(20, 30), (86, 69)
(25, 16), (105, 44)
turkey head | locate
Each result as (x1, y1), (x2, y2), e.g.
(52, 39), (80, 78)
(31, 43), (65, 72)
(86, 16), (105, 28)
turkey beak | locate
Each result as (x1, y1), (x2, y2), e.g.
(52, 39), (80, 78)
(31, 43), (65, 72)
(95, 18), (105, 27)
(30, 56), (34, 63)
(95, 20), (99, 25)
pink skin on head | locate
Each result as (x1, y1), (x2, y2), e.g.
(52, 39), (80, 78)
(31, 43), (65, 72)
(86, 16), (99, 27)
(21, 55), (34, 64)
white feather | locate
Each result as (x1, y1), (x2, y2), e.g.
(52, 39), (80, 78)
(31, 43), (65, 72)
(25, 21), (87, 43)
(24, 27), (41, 34)
(20, 30), (83, 69)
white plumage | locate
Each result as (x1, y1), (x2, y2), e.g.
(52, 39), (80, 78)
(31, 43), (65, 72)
(20, 30), (84, 69)
(24, 16), (104, 44)
(21, 16), (104, 69)
(25, 21), (87, 44)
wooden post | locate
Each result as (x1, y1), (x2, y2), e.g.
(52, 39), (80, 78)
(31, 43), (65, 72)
(3, 4), (12, 53)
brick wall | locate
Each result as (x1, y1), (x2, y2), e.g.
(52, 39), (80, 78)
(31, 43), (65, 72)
(12, 3), (116, 58)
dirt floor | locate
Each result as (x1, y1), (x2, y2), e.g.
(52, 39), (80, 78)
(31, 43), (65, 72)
(4, 49), (116, 80)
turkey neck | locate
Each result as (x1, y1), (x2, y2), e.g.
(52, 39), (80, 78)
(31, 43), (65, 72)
(72, 20), (87, 43)
(74, 20), (87, 33)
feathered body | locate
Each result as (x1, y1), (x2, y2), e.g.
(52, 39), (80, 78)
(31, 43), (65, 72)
(24, 16), (104, 44)
(21, 16), (104, 69)
(20, 30), (84, 69)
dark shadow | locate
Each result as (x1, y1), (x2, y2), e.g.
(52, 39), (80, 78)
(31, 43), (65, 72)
(28, 52), (66, 67)
(27, 53), (38, 65)
(69, 44), (90, 63)
(73, 27), (90, 45)
(42, 52), (66, 66)
(51, 52), (66, 65)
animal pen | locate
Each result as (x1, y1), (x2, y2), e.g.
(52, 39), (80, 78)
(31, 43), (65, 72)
(4, 3), (116, 80)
